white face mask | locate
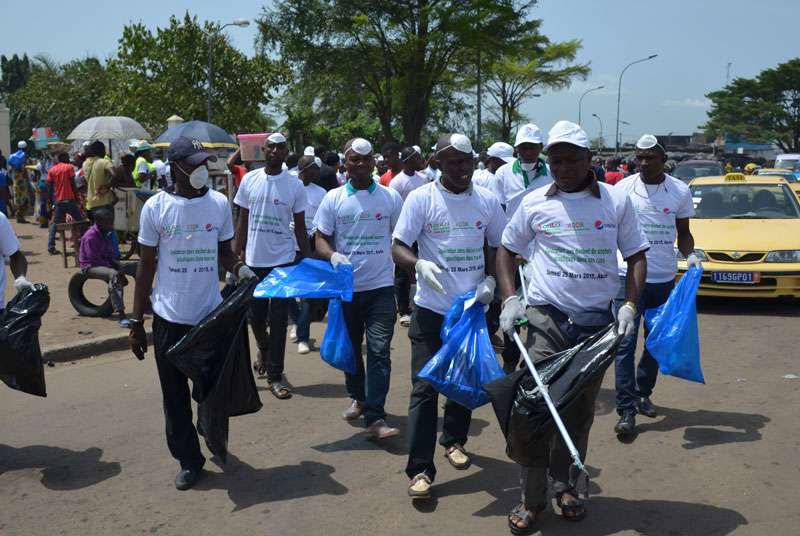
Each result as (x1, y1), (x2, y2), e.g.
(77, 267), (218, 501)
(520, 161), (537, 172)
(188, 165), (209, 189)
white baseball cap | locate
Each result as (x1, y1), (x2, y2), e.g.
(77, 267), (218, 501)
(17, 140), (27, 149)
(436, 133), (473, 155)
(346, 138), (373, 156)
(266, 132), (287, 145)
(545, 120), (590, 150)
(303, 145), (315, 156)
(636, 134), (664, 151)
(514, 123), (543, 147)
(487, 142), (515, 163)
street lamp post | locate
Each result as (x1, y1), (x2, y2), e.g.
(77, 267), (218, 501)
(578, 85), (604, 125)
(617, 120), (630, 150)
(615, 54), (657, 155)
(206, 18), (250, 123)
(591, 113), (603, 148)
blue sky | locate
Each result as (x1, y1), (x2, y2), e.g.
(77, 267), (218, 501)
(1, 0), (797, 142)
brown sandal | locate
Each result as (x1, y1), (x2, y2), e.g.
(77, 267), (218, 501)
(268, 380), (292, 400)
(252, 349), (267, 377)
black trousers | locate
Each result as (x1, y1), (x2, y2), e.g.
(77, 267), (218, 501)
(394, 266), (412, 316)
(249, 265), (290, 382)
(153, 314), (205, 470)
(405, 306), (472, 481)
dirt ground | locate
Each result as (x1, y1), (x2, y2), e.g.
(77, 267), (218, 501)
(1, 282), (799, 535)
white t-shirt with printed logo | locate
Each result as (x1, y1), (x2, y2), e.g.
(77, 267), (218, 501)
(389, 171), (429, 201)
(394, 181), (507, 315)
(313, 181), (403, 292)
(615, 173), (695, 283)
(234, 168), (308, 267)
(502, 181), (649, 316)
(304, 182), (327, 236)
(494, 159), (553, 217)
(138, 189), (234, 326)
(0, 212), (21, 301)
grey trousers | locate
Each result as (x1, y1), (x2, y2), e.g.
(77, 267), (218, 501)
(519, 305), (608, 507)
(84, 261), (137, 314)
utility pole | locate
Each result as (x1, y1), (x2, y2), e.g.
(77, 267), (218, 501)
(615, 54), (658, 155)
(726, 62), (732, 85)
(476, 48), (482, 148)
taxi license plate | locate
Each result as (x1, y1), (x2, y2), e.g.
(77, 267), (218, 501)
(711, 272), (761, 284)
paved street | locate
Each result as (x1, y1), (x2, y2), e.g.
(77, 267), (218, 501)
(2, 296), (798, 536)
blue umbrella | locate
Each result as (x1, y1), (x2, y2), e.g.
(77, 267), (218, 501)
(153, 120), (237, 149)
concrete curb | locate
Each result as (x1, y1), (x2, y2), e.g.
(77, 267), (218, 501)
(42, 330), (154, 363)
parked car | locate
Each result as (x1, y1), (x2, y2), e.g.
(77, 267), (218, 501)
(672, 159), (724, 183)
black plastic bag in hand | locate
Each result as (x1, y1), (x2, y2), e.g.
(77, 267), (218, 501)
(0, 284), (50, 397)
(485, 325), (619, 467)
(165, 279), (262, 462)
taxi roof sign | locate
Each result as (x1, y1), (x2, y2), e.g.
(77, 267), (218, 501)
(724, 173), (746, 181)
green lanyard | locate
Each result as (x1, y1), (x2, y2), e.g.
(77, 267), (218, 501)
(513, 158), (546, 188)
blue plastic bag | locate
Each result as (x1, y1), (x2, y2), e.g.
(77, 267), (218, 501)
(254, 258), (353, 301)
(644, 267), (705, 383)
(7, 150), (26, 170)
(419, 291), (505, 409)
(320, 299), (356, 374)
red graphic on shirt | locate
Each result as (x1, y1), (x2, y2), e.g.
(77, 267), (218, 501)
(594, 220), (604, 230)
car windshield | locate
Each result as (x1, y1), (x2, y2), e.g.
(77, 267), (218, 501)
(691, 183), (800, 219)
(674, 163), (724, 182)
(757, 171), (797, 183)
(774, 158), (800, 172)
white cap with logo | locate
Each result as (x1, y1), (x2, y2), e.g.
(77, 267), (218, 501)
(346, 138), (373, 156)
(266, 132), (287, 145)
(17, 140), (27, 149)
(545, 120), (590, 150)
(303, 145), (315, 156)
(487, 142), (515, 163)
(436, 133), (473, 155)
(635, 134), (664, 151)
(514, 123), (543, 147)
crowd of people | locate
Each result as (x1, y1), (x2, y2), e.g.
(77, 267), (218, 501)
(1, 118), (701, 534)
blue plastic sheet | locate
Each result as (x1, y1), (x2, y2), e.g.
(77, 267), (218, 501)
(320, 299), (356, 374)
(644, 267), (705, 384)
(419, 291), (505, 409)
(253, 258), (353, 302)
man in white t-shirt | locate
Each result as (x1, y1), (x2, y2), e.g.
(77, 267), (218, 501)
(392, 133), (507, 500)
(288, 154), (327, 354)
(493, 123), (553, 217)
(128, 136), (256, 491)
(612, 134), (699, 435)
(0, 212), (35, 306)
(233, 132), (310, 400)
(471, 141), (515, 196)
(314, 138), (404, 440)
(497, 121), (648, 532)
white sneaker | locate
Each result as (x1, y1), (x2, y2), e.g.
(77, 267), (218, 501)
(289, 325), (298, 342)
(399, 314), (411, 327)
(298, 341), (310, 354)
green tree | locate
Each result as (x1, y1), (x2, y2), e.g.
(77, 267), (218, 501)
(0, 54), (32, 96)
(704, 58), (800, 152)
(104, 14), (286, 135)
(257, 0), (543, 145)
(6, 56), (110, 142)
(482, 30), (589, 142)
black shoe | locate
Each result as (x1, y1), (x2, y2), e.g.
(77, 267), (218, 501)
(614, 409), (636, 435)
(48, 248), (58, 255)
(637, 397), (657, 418)
(174, 468), (202, 491)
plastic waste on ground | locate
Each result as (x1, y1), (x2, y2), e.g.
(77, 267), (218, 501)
(418, 290), (505, 410)
(644, 266), (705, 384)
(165, 279), (262, 463)
(0, 284), (50, 397)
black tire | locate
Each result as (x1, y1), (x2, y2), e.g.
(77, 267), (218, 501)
(119, 232), (138, 260)
(68, 272), (114, 317)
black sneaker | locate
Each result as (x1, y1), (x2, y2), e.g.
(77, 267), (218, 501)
(614, 409), (636, 435)
(637, 397), (657, 418)
(175, 468), (202, 491)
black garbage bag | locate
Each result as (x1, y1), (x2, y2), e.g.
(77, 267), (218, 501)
(0, 284), (50, 397)
(485, 325), (619, 467)
(165, 279), (262, 462)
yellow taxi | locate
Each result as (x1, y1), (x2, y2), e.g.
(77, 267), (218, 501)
(677, 173), (800, 298)
(755, 168), (800, 197)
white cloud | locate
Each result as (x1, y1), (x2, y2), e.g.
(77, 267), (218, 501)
(662, 97), (711, 109)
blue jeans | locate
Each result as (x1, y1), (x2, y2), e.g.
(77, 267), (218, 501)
(341, 286), (396, 426)
(613, 276), (675, 413)
(47, 201), (83, 251)
(288, 299), (311, 343)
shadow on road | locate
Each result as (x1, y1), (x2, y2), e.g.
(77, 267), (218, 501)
(310, 415), (491, 457)
(635, 406), (769, 449)
(698, 296), (799, 318)
(0, 444), (121, 490)
(290, 382), (345, 399)
(196, 455), (348, 511)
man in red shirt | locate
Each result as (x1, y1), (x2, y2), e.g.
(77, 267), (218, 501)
(47, 152), (84, 255)
(379, 141), (402, 186)
(604, 158), (625, 185)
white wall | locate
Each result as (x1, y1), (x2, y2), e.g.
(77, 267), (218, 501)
(0, 102), (10, 158)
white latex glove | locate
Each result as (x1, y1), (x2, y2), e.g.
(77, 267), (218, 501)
(225, 271), (237, 286)
(475, 275), (496, 305)
(14, 276), (35, 292)
(330, 252), (351, 270)
(616, 302), (637, 337)
(686, 253), (702, 270)
(499, 296), (527, 333)
(237, 265), (257, 280)
(415, 259), (445, 294)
